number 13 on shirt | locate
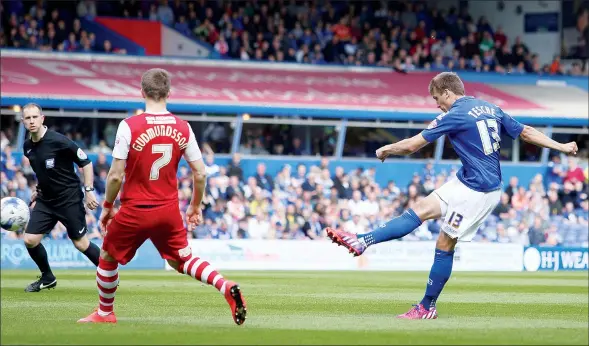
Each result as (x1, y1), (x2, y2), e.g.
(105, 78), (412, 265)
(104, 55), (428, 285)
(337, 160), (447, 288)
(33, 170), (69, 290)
(476, 119), (501, 155)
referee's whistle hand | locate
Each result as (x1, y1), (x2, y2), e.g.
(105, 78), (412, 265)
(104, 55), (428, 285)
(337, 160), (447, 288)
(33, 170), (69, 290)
(85, 191), (99, 210)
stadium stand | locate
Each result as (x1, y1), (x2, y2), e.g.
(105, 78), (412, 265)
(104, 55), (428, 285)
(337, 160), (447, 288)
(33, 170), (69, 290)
(0, 1), (587, 246)
(1, 0), (587, 75)
(1, 128), (587, 246)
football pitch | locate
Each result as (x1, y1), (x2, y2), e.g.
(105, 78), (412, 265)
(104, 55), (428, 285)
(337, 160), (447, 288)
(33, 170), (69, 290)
(1, 270), (587, 345)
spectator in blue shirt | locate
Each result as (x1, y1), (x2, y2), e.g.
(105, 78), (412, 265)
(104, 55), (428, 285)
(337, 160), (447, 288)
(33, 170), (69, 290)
(157, 0), (174, 26)
(576, 198), (589, 224)
(14, 178), (32, 205)
(174, 15), (191, 36)
(546, 154), (566, 187)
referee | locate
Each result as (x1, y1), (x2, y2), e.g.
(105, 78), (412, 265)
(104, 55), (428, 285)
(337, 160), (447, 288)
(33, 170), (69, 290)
(21, 103), (101, 292)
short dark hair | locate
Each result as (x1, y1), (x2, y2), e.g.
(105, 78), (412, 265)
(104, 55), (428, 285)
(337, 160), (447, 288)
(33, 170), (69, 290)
(428, 72), (465, 96)
(22, 103), (43, 113)
(141, 68), (171, 101)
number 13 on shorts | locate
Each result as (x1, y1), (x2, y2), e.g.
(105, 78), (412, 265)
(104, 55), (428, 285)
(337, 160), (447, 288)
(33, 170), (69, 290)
(447, 211), (463, 229)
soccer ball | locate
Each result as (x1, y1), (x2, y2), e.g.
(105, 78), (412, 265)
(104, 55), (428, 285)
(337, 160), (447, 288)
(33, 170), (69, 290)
(1, 197), (30, 231)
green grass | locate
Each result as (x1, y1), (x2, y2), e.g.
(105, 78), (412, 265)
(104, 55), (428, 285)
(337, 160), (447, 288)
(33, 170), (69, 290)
(1, 270), (588, 345)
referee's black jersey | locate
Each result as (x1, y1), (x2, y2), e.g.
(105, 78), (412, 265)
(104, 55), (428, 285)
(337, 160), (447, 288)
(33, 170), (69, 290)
(23, 128), (91, 206)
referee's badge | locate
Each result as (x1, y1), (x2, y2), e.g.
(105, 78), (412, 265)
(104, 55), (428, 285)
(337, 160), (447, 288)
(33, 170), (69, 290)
(77, 148), (88, 160)
(45, 158), (55, 169)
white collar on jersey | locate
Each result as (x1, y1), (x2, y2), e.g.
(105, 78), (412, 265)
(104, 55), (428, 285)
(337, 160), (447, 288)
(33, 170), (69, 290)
(144, 110), (170, 115)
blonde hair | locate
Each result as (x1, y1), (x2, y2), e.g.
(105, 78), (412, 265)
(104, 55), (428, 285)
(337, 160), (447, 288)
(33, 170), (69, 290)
(428, 72), (465, 96)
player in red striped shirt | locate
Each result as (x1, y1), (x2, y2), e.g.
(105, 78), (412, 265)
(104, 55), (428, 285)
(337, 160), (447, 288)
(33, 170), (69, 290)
(77, 68), (247, 325)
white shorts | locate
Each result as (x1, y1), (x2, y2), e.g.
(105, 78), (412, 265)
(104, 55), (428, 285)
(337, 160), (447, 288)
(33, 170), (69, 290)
(433, 178), (502, 242)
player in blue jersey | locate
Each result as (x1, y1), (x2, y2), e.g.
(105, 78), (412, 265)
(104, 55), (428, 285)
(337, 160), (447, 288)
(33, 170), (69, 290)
(325, 72), (578, 319)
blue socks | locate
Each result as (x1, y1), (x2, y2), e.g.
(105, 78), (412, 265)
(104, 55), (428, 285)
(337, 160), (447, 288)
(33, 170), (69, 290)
(358, 209), (422, 246)
(355, 208), (453, 311)
(420, 249), (455, 310)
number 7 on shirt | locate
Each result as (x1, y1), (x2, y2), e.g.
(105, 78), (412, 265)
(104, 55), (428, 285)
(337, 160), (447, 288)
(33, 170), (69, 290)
(150, 144), (173, 180)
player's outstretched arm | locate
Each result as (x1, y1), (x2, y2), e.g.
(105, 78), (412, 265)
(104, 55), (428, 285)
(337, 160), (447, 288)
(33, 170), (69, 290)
(104, 120), (131, 206)
(105, 159), (126, 204)
(183, 123), (206, 229)
(186, 159), (207, 229)
(376, 134), (429, 162)
(188, 159), (207, 207)
(99, 158), (125, 231)
(183, 124), (207, 208)
(519, 125), (578, 155)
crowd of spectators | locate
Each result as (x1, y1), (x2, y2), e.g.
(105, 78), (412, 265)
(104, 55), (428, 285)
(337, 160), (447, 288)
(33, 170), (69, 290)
(2, 129), (588, 247)
(1, 0), (586, 75)
(1, 0), (127, 54)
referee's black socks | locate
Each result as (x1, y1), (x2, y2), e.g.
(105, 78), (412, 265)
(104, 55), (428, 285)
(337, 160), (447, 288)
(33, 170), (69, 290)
(83, 241), (100, 267)
(26, 243), (54, 279)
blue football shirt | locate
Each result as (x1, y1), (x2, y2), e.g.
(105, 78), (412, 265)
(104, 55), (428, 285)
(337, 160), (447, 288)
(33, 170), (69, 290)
(421, 96), (524, 192)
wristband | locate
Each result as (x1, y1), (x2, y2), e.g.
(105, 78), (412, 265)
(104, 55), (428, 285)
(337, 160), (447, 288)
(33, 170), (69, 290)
(103, 200), (114, 209)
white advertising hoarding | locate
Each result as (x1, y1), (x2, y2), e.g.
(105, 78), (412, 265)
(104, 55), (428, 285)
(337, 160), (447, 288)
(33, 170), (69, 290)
(165, 240), (523, 272)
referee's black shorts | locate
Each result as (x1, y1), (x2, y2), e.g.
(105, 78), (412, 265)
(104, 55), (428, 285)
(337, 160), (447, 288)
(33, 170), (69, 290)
(26, 200), (88, 240)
